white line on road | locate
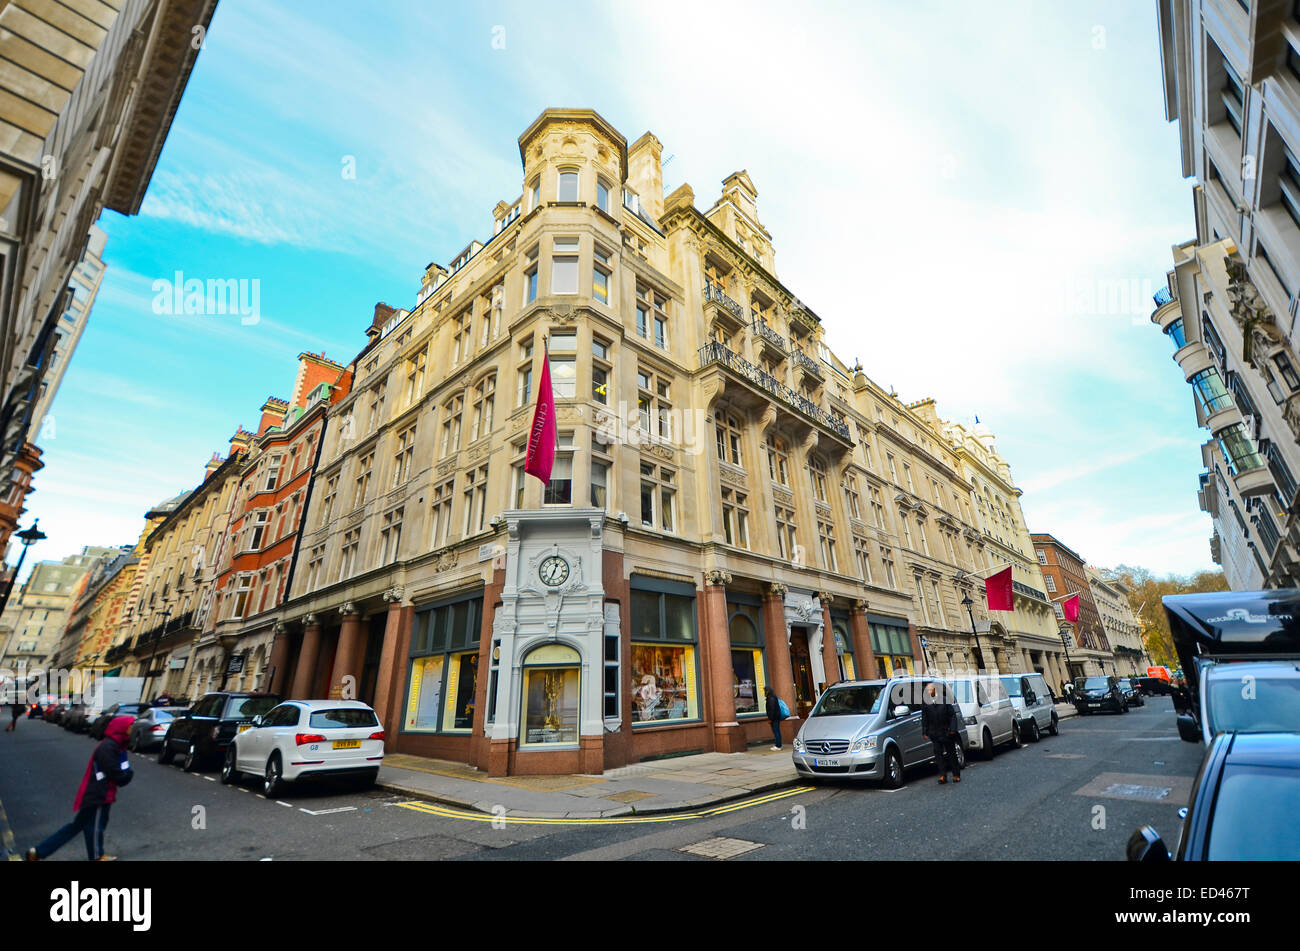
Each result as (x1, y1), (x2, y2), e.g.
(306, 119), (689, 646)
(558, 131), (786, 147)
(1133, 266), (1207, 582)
(276, 800), (294, 808)
(299, 806), (357, 816)
(203, 776), (216, 781)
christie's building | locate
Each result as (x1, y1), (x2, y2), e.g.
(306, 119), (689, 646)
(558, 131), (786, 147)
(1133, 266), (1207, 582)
(246, 109), (1055, 775)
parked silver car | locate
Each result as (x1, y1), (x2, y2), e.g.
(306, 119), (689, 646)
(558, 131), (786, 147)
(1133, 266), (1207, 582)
(792, 677), (961, 788)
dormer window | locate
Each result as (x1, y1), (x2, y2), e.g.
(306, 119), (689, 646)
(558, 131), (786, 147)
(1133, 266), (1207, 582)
(558, 169), (579, 203)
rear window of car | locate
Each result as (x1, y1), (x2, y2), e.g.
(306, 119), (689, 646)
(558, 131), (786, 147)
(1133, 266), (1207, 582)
(224, 696), (280, 720)
(309, 708), (379, 729)
(118, 704), (142, 716)
(1206, 766), (1300, 860)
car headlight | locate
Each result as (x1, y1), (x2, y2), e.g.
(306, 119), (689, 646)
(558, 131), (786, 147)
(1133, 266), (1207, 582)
(850, 736), (878, 753)
(964, 716), (977, 726)
(793, 737), (805, 753)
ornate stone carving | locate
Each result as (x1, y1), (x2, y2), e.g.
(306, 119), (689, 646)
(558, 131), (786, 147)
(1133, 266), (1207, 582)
(853, 599), (869, 613)
(1225, 257), (1280, 368)
(767, 582), (789, 598)
(719, 465), (746, 488)
(339, 602), (359, 617)
(436, 458), (458, 478)
(550, 304), (575, 322)
(704, 569), (732, 586)
(382, 587), (405, 603)
(433, 548), (459, 572)
(303, 613), (318, 627)
(468, 442), (491, 462)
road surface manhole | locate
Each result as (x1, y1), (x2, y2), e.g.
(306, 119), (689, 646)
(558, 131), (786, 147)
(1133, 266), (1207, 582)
(679, 837), (765, 859)
(1101, 783), (1172, 801)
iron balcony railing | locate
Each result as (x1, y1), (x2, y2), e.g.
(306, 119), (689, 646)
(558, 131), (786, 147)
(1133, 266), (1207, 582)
(793, 348), (823, 378)
(703, 281), (745, 320)
(1012, 580), (1049, 604)
(752, 318), (786, 351)
(698, 341), (852, 441)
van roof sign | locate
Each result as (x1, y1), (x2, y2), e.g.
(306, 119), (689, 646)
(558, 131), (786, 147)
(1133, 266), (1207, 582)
(1163, 589), (1300, 687)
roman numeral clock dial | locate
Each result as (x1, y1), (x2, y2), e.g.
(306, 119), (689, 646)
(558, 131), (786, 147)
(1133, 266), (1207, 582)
(539, 555), (570, 587)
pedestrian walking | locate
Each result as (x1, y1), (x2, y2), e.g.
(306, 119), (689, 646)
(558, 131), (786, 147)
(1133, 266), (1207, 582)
(5, 699), (22, 732)
(764, 686), (789, 751)
(921, 682), (964, 784)
(26, 715), (134, 861)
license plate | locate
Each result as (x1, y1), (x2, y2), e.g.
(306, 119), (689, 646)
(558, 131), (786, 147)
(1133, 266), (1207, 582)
(333, 739), (361, 750)
(813, 758), (840, 767)
(237, 725), (251, 733)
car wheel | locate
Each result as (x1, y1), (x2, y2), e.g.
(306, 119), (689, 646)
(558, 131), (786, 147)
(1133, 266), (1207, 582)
(158, 732), (175, 765)
(881, 748), (904, 789)
(1011, 721), (1024, 748)
(221, 747), (239, 784)
(953, 742), (966, 772)
(264, 754), (284, 798)
(128, 731), (139, 753)
(183, 741), (201, 772)
(981, 728), (995, 760)
(1048, 713), (1059, 736)
(1027, 719), (1041, 742)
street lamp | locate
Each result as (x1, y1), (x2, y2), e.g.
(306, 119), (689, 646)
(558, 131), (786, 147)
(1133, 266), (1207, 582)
(960, 593), (986, 672)
(0, 520), (46, 618)
(1059, 626), (1076, 684)
(217, 631), (240, 690)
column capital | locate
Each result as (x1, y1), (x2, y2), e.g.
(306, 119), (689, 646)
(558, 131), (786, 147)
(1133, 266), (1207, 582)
(704, 569), (732, 586)
(766, 582), (789, 599)
(852, 599), (869, 614)
(339, 601), (360, 617)
(382, 586), (405, 604)
(302, 613), (319, 628)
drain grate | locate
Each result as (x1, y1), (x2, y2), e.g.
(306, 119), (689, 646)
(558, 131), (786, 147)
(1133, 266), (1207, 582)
(1100, 783), (1172, 801)
(679, 836), (765, 859)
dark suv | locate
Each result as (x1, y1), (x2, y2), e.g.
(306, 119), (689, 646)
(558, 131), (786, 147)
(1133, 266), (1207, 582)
(1072, 675), (1127, 715)
(159, 691), (280, 772)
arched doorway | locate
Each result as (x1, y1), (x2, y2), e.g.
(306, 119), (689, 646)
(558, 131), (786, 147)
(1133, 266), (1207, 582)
(519, 643), (580, 748)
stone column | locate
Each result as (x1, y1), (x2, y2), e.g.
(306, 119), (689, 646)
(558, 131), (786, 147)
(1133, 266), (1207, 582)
(817, 593), (840, 689)
(701, 571), (743, 753)
(266, 623), (291, 696)
(331, 602), (363, 699)
(290, 614), (322, 700)
(849, 600), (875, 679)
(761, 583), (795, 716)
(372, 590), (407, 733)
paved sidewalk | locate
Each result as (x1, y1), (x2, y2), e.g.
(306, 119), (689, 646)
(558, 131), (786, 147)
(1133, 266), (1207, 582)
(377, 744), (802, 819)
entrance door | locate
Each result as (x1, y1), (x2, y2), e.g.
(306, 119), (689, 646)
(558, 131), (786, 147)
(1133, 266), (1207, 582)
(789, 628), (816, 717)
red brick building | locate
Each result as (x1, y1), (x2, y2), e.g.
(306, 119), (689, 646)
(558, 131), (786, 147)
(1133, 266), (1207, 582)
(1029, 533), (1112, 677)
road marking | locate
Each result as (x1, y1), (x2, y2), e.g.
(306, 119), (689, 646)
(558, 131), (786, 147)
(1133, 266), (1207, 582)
(0, 794), (19, 861)
(395, 785), (815, 825)
(203, 776), (216, 781)
(275, 800), (294, 808)
(299, 806), (357, 816)
(237, 787), (250, 792)
(256, 794), (267, 799)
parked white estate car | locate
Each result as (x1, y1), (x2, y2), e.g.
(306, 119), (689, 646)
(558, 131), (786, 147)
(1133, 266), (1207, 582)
(997, 672), (1059, 742)
(947, 676), (1022, 758)
(221, 699), (385, 796)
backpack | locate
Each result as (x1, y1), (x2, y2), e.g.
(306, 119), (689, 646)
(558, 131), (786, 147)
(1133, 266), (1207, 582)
(777, 697), (791, 720)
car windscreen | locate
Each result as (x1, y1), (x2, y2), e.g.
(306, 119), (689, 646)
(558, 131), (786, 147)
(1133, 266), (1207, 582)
(224, 696), (280, 720)
(811, 686), (884, 717)
(1117, 680), (1132, 689)
(309, 708), (379, 729)
(1206, 676), (1300, 734)
(1081, 677), (1109, 690)
(1206, 766), (1300, 860)
(999, 677), (1023, 697)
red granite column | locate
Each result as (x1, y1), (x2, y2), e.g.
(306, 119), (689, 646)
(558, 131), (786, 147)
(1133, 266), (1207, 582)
(331, 604), (364, 699)
(849, 601), (875, 679)
(761, 584), (795, 714)
(907, 622), (925, 675)
(289, 615), (322, 700)
(371, 595), (406, 732)
(702, 572), (743, 753)
(818, 594), (840, 689)
(265, 623), (291, 696)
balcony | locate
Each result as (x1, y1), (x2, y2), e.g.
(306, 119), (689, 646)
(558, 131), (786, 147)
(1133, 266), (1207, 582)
(752, 318), (786, 355)
(698, 341), (852, 442)
(702, 281), (745, 323)
(1012, 580), (1048, 604)
(792, 347), (823, 380)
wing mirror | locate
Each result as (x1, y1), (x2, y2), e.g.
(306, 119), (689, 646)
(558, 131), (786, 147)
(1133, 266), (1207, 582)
(1176, 713), (1201, 743)
(251, 715), (264, 728)
(892, 704), (911, 717)
(1126, 826), (1171, 862)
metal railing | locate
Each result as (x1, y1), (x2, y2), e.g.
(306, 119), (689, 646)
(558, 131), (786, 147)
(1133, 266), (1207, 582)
(793, 348), (823, 378)
(1153, 286), (1174, 306)
(1012, 580), (1048, 604)
(703, 281), (745, 320)
(752, 319), (786, 351)
(697, 341), (852, 441)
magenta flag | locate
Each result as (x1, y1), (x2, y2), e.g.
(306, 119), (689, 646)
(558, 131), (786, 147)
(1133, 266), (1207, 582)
(524, 342), (557, 485)
(984, 566), (1013, 611)
(1062, 594), (1080, 624)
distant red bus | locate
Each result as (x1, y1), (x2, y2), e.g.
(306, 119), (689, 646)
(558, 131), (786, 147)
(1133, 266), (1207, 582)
(1145, 666), (1172, 681)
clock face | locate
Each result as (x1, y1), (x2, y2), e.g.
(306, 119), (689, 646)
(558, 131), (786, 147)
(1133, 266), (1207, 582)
(539, 555), (570, 587)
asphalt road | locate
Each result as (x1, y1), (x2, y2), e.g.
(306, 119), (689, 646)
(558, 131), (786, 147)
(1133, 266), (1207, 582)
(0, 697), (1203, 861)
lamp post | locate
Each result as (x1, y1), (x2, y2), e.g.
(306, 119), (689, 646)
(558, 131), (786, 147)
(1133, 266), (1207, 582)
(140, 605), (170, 701)
(1059, 626), (1076, 683)
(0, 520), (46, 618)
(960, 593), (986, 672)
(217, 631), (240, 690)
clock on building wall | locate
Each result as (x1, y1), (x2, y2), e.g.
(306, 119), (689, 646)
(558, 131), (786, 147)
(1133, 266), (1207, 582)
(539, 555), (570, 587)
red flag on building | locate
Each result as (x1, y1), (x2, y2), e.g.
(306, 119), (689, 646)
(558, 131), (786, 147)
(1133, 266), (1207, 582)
(524, 341), (557, 485)
(984, 566), (1014, 611)
(1062, 593), (1080, 624)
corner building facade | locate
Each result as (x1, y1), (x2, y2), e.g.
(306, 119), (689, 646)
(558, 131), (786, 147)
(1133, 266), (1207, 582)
(278, 109), (1046, 775)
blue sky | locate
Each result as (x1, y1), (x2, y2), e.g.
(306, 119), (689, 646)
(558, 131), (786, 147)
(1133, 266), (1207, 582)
(18, 0), (1210, 579)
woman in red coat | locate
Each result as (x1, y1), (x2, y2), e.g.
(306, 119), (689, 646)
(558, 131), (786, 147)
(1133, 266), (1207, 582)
(26, 715), (134, 861)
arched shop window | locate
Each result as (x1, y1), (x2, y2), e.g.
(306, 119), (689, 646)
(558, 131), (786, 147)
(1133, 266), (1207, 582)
(521, 643), (580, 747)
(404, 594), (482, 734)
(727, 596), (766, 715)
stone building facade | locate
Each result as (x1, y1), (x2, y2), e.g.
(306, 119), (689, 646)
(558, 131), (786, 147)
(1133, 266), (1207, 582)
(1030, 533), (1112, 678)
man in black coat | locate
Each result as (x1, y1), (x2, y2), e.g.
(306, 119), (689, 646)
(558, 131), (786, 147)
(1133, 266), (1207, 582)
(921, 682), (963, 784)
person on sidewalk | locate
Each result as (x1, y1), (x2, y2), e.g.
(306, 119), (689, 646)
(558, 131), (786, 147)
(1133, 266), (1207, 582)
(921, 682), (963, 784)
(26, 715), (134, 862)
(6, 699), (23, 732)
(764, 687), (787, 751)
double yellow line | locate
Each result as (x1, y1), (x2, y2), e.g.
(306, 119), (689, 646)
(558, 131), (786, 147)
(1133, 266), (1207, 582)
(396, 785), (815, 825)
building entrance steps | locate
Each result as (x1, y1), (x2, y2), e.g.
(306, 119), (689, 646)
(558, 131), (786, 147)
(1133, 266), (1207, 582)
(376, 746), (802, 819)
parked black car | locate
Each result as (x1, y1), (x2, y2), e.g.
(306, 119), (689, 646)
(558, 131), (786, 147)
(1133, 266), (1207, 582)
(1072, 675), (1127, 715)
(1128, 732), (1300, 861)
(1133, 676), (1174, 697)
(159, 692), (280, 771)
(88, 703), (144, 740)
(127, 706), (188, 752)
(62, 702), (91, 732)
(1116, 678), (1144, 707)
